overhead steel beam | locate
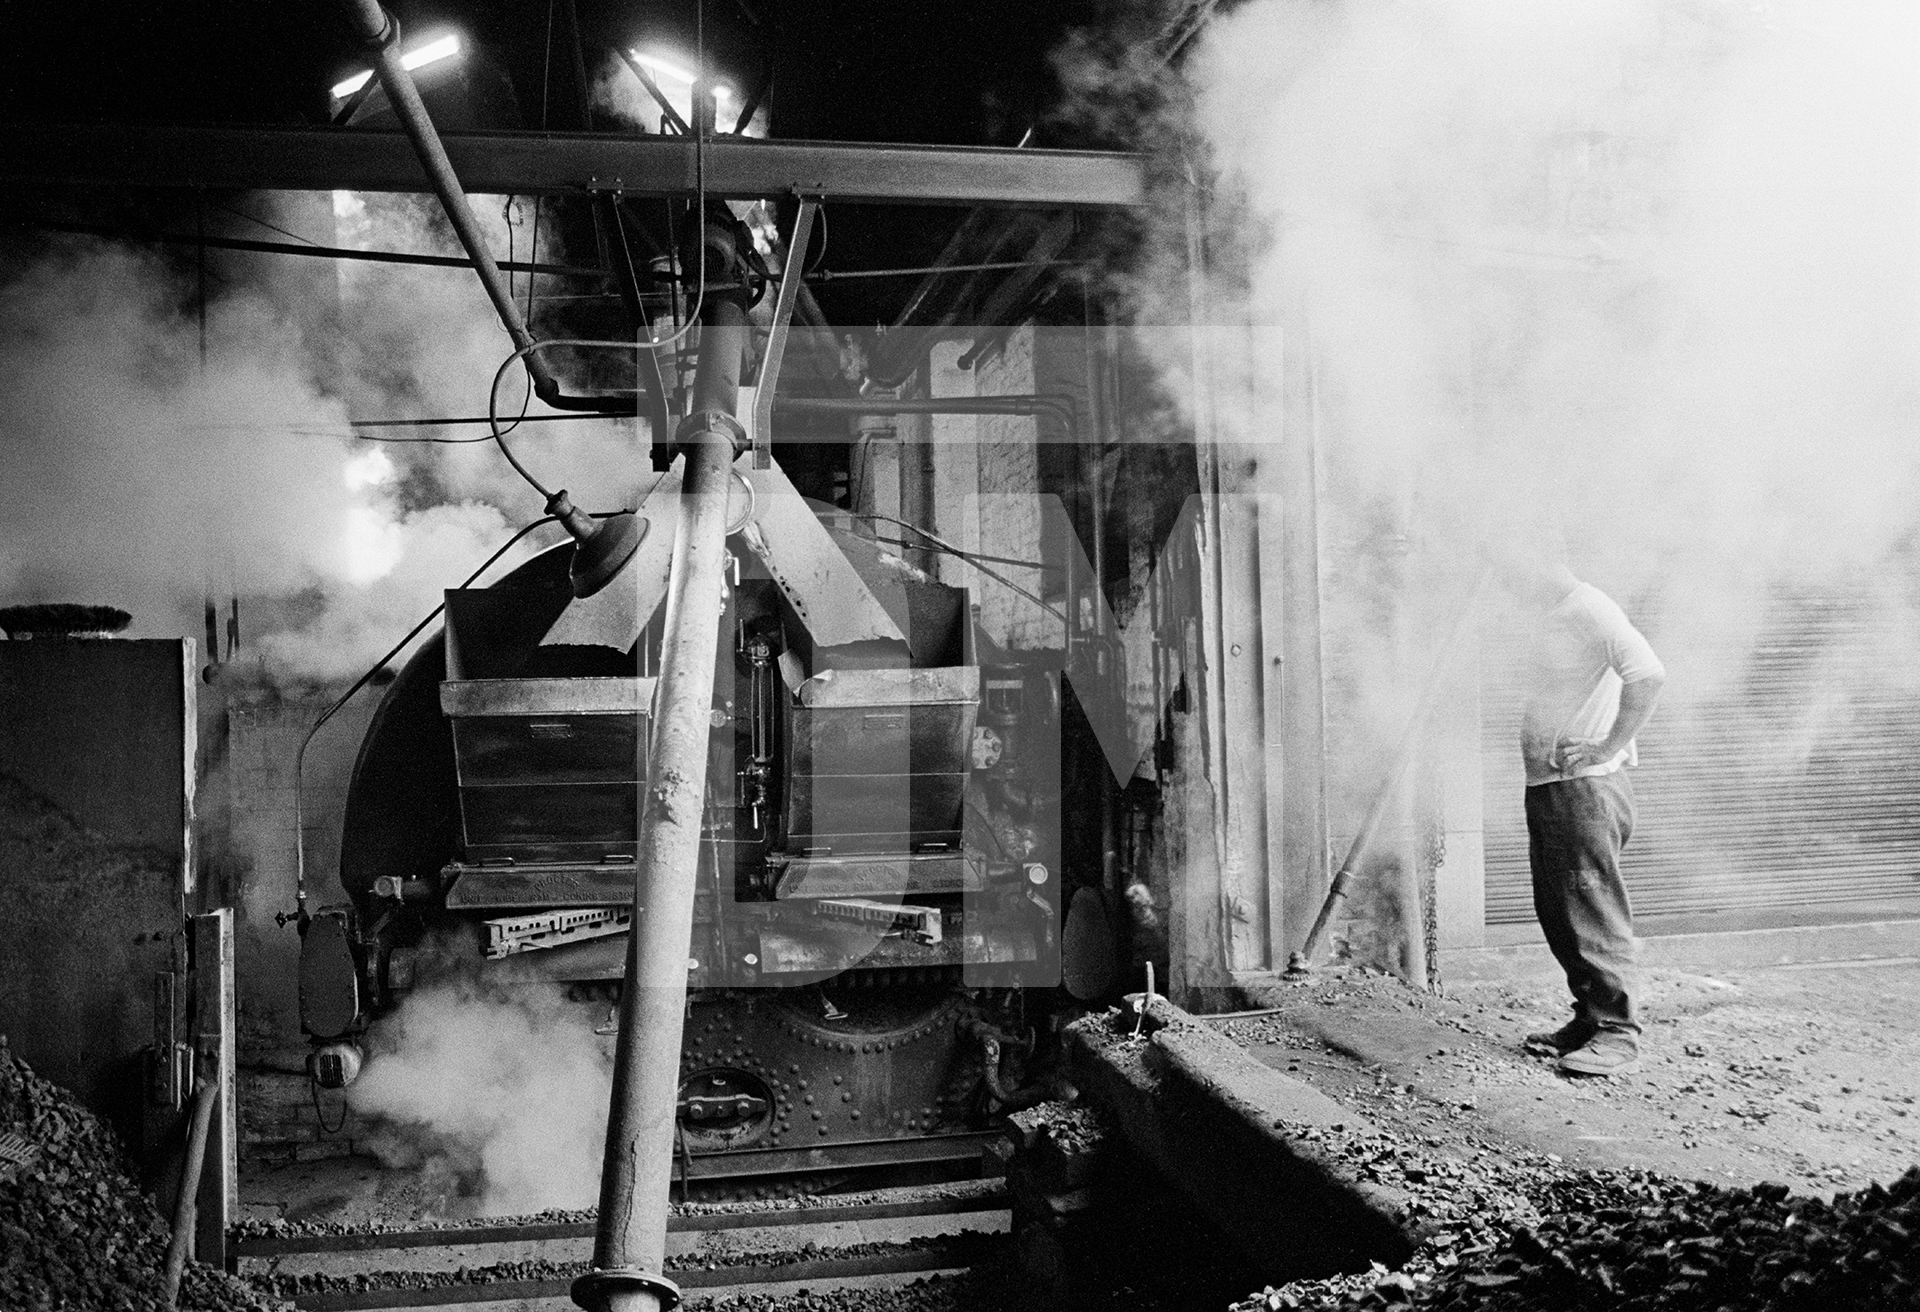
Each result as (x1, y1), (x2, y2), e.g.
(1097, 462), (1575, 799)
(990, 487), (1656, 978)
(0, 122), (1146, 208)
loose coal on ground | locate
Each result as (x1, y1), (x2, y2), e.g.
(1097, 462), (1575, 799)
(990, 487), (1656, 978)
(0, 1034), (290, 1312)
(686, 1280), (991, 1312)
(1225, 963), (1920, 1193)
(1240, 1168), (1920, 1311)
(250, 1233), (1000, 1302)
(1204, 961), (1920, 1311)
(224, 958), (1918, 1311)
(232, 1175), (1005, 1238)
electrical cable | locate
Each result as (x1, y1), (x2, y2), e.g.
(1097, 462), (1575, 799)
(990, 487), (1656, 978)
(351, 431), (506, 444)
(352, 412), (607, 430)
(481, 56), (711, 499)
(540, 0), (556, 130)
(526, 195), (543, 325)
(287, 512), (566, 927)
(843, 528), (1060, 572)
(204, 412), (623, 442)
(609, 198), (648, 301)
(488, 331), (704, 498)
(215, 200), (321, 248)
(532, 0), (553, 326)
(311, 1077), (350, 1135)
(489, 340), (624, 498)
(282, 459), (689, 924)
(828, 514), (1064, 619)
(504, 194), (517, 301)
(495, 201), (539, 444)
(607, 198), (675, 457)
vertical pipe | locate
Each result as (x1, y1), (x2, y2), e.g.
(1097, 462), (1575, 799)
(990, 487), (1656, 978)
(576, 285), (748, 1312)
(1182, 173), (1237, 982)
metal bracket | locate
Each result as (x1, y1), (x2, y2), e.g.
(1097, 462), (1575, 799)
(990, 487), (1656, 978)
(750, 199), (819, 469)
(571, 1267), (683, 1312)
(674, 407), (748, 457)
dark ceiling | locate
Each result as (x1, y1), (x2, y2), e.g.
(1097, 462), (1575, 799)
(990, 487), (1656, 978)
(0, 1), (1149, 331)
(0, 0), (1096, 146)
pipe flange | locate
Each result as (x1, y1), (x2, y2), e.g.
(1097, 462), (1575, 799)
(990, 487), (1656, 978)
(674, 408), (749, 457)
(354, 3), (402, 52)
(571, 1267), (682, 1312)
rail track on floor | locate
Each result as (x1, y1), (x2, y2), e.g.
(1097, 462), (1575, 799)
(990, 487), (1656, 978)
(233, 1183), (1010, 1310)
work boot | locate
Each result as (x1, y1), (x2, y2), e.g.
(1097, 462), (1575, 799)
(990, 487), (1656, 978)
(1557, 1031), (1641, 1077)
(1523, 1017), (1596, 1058)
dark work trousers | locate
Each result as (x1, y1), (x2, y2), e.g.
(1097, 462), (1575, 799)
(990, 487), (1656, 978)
(1525, 772), (1641, 1040)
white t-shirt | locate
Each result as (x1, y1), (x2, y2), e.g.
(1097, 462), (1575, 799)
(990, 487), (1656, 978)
(1520, 582), (1665, 787)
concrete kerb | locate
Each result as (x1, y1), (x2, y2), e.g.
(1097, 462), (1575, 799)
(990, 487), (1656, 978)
(1062, 995), (1418, 1284)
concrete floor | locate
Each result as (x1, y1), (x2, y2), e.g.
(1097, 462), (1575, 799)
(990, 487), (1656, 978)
(1227, 925), (1920, 1196)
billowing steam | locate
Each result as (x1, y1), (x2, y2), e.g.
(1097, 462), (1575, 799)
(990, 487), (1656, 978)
(1172, 0), (1920, 721)
(1059, 0), (1920, 828)
(347, 980), (613, 1216)
(0, 190), (644, 683)
(0, 243), (394, 648)
(1053, 0), (1920, 955)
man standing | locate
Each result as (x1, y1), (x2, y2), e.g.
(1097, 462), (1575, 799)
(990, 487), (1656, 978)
(1501, 546), (1665, 1077)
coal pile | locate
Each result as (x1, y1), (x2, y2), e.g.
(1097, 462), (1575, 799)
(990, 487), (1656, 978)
(1244, 1166), (1920, 1311)
(1009, 1100), (1105, 1156)
(686, 1273), (994, 1310)
(0, 1034), (289, 1312)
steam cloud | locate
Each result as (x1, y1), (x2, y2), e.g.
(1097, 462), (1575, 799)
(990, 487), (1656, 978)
(347, 980), (613, 1216)
(1174, 0), (1920, 713)
(0, 190), (644, 683)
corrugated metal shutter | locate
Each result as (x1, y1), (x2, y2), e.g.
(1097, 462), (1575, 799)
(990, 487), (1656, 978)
(1481, 593), (1920, 927)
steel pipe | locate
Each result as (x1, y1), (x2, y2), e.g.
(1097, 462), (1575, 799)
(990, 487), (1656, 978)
(576, 269), (750, 1312)
(332, 0), (616, 410)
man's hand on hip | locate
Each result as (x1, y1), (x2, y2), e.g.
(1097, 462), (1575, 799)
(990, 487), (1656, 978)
(1556, 739), (1617, 772)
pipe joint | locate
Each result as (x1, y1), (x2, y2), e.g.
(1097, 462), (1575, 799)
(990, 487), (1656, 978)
(682, 220), (766, 309)
(338, 0), (400, 51)
(674, 408), (748, 458)
(362, 6), (399, 51)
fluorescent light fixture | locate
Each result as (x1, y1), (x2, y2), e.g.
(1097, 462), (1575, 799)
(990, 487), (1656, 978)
(331, 33), (463, 99)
